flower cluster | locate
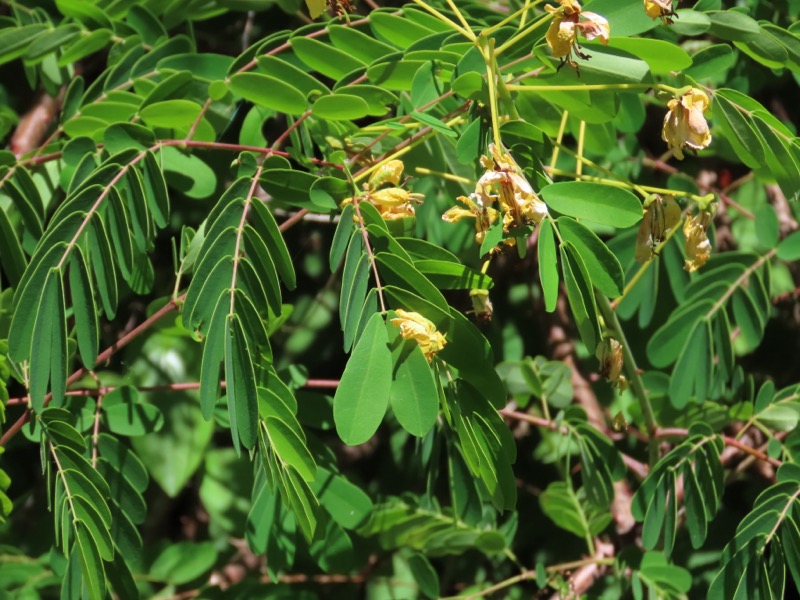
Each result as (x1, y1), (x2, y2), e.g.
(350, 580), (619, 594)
(390, 310), (447, 361)
(662, 88), (712, 160)
(644, 0), (679, 24)
(341, 160), (423, 220)
(683, 210), (712, 272)
(545, 0), (610, 70)
(442, 144), (547, 248)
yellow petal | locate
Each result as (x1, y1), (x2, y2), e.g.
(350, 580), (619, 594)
(390, 309), (447, 361)
(367, 160), (404, 189)
(546, 18), (577, 58)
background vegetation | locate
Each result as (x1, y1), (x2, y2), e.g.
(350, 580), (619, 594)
(2, 0), (800, 597)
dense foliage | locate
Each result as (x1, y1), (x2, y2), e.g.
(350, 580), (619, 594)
(2, 0), (800, 597)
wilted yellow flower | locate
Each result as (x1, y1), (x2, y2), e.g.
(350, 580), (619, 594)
(596, 338), (628, 392)
(390, 309), (447, 361)
(341, 160), (423, 220)
(469, 289), (494, 322)
(635, 194), (682, 264)
(644, 0), (677, 24)
(480, 145), (548, 228)
(443, 144), (546, 249)
(662, 88), (712, 160)
(683, 211), (712, 272)
(442, 194), (500, 244)
(545, 0), (610, 70)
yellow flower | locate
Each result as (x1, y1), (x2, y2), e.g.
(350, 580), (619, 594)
(662, 88), (712, 160)
(469, 289), (494, 322)
(369, 188), (423, 220)
(442, 194), (500, 244)
(341, 159), (423, 220)
(368, 160), (404, 189)
(390, 310), (447, 361)
(545, 0), (610, 69)
(635, 194), (681, 264)
(644, 0), (677, 24)
(596, 338), (628, 392)
(683, 211), (712, 272)
(443, 145), (547, 250)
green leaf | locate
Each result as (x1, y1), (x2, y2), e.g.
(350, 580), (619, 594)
(581, 0), (656, 37)
(330, 204), (355, 271)
(73, 520), (105, 600)
(72, 495), (114, 561)
(0, 205), (26, 287)
(414, 260), (493, 290)
(225, 315), (258, 453)
(150, 541), (217, 585)
(370, 12), (434, 48)
(334, 312), (392, 445)
(264, 416), (316, 482)
(538, 218), (559, 312)
(200, 295), (228, 420)
(541, 182), (642, 228)
(706, 10), (762, 42)
(328, 23), (396, 63)
(142, 151), (170, 229)
(0, 24), (49, 65)
(312, 94), (371, 120)
(540, 481), (612, 539)
(777, 232), (800, 261)
(249, 198), (296, 289)
(557, 217), (624, 297)
(58, 29), (113, 66)
(27, 25), (81, 61)
(140, 99), (204, 130)
(647, 300), (714, 367)
(290, 36), (365, 80)
(606, 38), (692, 74)
(375, 252), (449, 314)
(669, 319), (713, 409)
(258, 55), (330, 97)
(408, 553), (440, 599)
(312, 467), (373, 530)
(388, 323), (439, 437)
(685, 44), (736, 81)
(260, 168), (337, 211)
(29, 269), (67, 411)
(229, 73), (308, 115)
(88, 215), (118, 319)
(560, 242), (600, 351)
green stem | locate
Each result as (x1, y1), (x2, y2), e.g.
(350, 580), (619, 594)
(495, 10), (551, 55)
(411, 0), (476, 40)
(481, 37), (504, 148)
(508, 82), (655, 93)
(595, 293), (659, 464)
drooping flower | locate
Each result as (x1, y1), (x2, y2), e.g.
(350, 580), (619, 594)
(635, 194), (682, 264)
(442, 194), (500, 245)
(683, 211), (712, 272)
(390, 310), (447, 361)
(596, 338), (628, 392)
(545, 0), (610, 70)
(644, 0), (678, 24)
(662, 88), (712, 160)
(469, 288), (494, 322)
(341, 160), (423, 220)
(442, 144), (547, 249)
